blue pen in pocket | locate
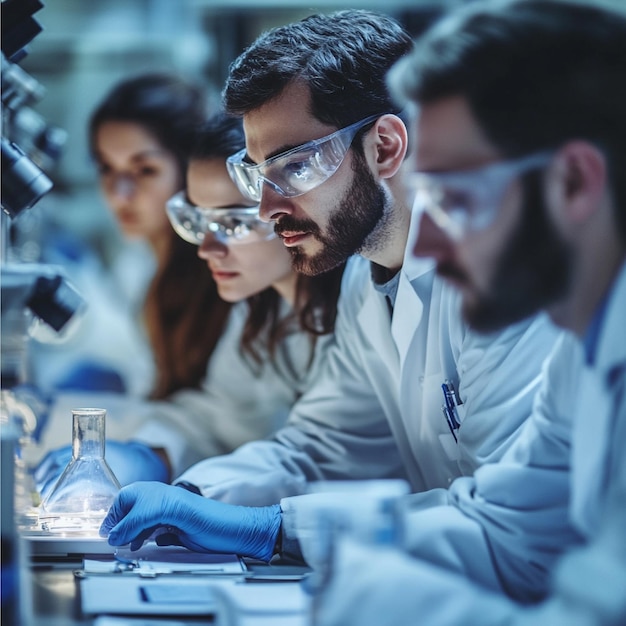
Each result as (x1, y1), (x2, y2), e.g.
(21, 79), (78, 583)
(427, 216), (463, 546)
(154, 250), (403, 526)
(441, 380), (462, 441)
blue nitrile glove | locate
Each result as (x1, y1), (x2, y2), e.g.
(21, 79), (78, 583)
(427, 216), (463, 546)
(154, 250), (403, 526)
(99, 482), (282, 561)
(34, 440), (169, 497)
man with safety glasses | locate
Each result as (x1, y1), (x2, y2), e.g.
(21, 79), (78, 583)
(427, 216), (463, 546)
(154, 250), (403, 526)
(100, 9), (561, 568)
(312, 1), (626, 624)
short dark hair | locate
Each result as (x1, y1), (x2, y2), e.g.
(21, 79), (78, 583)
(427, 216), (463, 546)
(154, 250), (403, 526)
(223, 10), (413, 129)
(189, 111), (245, 162)
(389, 0), (626, 243)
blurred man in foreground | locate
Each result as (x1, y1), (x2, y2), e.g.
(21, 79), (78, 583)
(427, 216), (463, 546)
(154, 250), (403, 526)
(317, 1), (626, 623)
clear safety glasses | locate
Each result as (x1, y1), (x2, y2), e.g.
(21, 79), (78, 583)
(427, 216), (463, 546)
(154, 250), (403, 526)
(165, 191), (276, 246)
(226, 114), (381, 202)
(407, 151), (554, 240)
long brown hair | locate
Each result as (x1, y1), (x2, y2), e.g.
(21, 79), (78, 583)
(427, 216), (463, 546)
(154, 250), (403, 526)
(89, 73), (230, 399)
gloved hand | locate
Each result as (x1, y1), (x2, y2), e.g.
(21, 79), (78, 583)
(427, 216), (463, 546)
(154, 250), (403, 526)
(34, 440), (169, 498)
(100, 482), (282, 561)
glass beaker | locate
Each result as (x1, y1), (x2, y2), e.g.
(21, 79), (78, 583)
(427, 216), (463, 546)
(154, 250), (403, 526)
(38, 408), (121, 535)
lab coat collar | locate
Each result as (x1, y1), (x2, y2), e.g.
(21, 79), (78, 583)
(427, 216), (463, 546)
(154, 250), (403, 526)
(357, 207), (438, 370)
(402, 204), (437, 282)
(389, 210), (437, 364)
(354, 262), (431, 377)
(391, 267), (426, 367)
(583, 294), (608, 365)
(356, 275), (401, 376)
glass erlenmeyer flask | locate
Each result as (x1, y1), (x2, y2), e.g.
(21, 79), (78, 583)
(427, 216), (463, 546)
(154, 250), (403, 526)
(39, 408), (121, 535)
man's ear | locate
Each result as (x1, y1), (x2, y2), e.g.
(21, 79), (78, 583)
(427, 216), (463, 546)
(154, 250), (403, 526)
(547, 141), (607, 225)
(367, 114), (408, 179)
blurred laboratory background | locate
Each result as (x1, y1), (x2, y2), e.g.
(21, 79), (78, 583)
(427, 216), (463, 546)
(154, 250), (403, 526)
(17, 0), (448, 235)
(6, 0), (447, 397)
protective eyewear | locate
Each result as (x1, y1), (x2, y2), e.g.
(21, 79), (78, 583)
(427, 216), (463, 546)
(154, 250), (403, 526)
(165, 191), (276, 246)
(226, 114), (381, 202)
(408, 151), (554, 240)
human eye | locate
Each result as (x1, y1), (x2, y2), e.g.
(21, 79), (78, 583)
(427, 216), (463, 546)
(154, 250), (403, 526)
(96, 161), (112, 177)
(281, 150), (323, 183)
(136, 164), (160, 178)
(435, 186), (480, 230)
(283, 155), (313, 179)
(440, 187), (474, 214)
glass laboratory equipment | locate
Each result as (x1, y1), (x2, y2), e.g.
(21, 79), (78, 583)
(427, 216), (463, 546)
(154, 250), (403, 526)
(38, 408), (121, 535)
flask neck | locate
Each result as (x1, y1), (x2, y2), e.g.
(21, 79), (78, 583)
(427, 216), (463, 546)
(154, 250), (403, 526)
(72, 411), (105, 459)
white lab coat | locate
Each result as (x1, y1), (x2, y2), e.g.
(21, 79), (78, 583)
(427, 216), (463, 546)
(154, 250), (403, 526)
(179, 232), (561, 521)
(316, 261), (626, 626)
(128, 298), (330, 478)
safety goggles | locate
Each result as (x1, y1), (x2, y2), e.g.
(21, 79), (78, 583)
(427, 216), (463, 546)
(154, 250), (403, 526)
(165, 191), (276, 246)
(226, 114), (381, 202)
(407, 151), (554, 240)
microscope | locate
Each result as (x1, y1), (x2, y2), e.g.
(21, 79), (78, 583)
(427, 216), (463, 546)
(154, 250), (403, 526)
(1, 0), (85, 382)
(1, 1), (86, 623)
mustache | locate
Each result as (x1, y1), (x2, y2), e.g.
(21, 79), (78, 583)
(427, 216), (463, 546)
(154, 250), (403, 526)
(274, 215), (320, 237)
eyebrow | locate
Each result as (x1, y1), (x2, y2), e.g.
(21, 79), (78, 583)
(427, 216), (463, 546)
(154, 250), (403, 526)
(201, 204), (256, 211)
(243, 141), (303, 166)
(185, 191), (256, 211)
(96, 148), (169, 164)
(265, 140), (309, 161)
(248, 129), (336, 165)
(130, 149), (169, 162)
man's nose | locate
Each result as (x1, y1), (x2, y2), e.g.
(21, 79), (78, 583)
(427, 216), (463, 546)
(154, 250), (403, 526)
(258, 184), (292, 223)
(412, 211), (453, 261)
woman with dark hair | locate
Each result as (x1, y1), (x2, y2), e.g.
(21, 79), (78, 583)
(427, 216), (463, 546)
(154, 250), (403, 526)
(35, 99), (345, 491)
(87, 72), (219, 400)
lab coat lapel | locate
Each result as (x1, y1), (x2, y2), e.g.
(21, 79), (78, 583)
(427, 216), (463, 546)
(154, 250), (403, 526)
(356, 280), (400, 381)
(391, 271), (423, 368)
(570, 365), (612, 535)
(596, 262), (626, 498)
(594, 262), (626, 393)
(571, 261), (626, 536)
(391, 257), (433, 369)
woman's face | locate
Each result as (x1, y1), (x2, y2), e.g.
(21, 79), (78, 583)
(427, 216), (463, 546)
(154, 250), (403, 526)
(94, 121), (181, 248)
(188, 158), (296, 304)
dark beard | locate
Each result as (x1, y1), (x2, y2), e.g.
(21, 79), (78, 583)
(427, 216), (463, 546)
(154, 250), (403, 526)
(463, 172), (573, 333)
(276, 152), (386, 276)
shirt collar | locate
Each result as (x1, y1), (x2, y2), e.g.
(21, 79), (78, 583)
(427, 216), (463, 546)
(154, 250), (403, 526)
(370, 263), (401, 310)
(584, 293), (610, 365)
